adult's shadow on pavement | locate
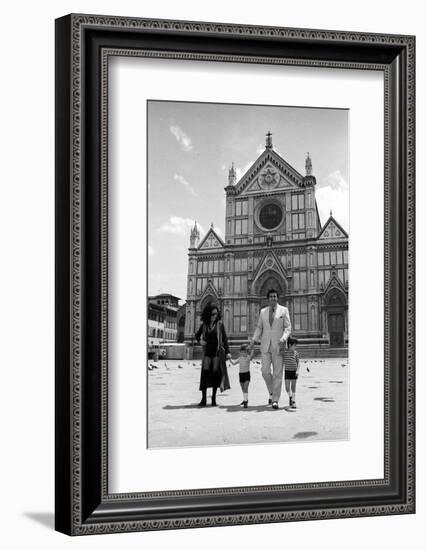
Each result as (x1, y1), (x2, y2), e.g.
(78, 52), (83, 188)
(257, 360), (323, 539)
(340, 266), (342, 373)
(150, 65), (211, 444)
(220, 405), (294, 413)
(163, 403), (205, 410)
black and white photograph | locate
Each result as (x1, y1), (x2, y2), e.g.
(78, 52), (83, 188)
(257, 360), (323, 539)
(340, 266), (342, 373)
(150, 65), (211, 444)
(147, 100), (349, 449)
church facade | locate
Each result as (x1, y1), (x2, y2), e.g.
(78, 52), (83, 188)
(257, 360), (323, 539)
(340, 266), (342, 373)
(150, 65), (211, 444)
(184, 133), (349, 352)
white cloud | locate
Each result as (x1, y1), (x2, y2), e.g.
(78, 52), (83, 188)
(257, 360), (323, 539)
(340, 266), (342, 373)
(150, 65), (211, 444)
(174, 174), (198, 197)
(169, 124), (193, 151)
(316, 170), (349, 231)
(158, 216), (204, 237)
(235, 161), (253, 182)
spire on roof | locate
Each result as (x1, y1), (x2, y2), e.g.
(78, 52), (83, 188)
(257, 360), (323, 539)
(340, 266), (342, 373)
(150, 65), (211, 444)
(228, 162), (236, 185)
(189, 220), (200, 248)
(305, 152), (313, 176)
(265, 131), (273, 149)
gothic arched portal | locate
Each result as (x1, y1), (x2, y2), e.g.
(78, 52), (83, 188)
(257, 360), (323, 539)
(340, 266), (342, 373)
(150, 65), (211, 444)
(325, 288), (347, 347)
(255, 269), (287, 308)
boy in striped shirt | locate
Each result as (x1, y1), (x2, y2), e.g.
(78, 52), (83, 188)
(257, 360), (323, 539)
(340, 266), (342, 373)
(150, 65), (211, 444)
(282, 336), (300, 409)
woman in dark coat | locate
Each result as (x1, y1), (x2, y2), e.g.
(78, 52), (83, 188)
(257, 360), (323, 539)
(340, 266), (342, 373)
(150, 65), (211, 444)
(195, 303), (231, 407)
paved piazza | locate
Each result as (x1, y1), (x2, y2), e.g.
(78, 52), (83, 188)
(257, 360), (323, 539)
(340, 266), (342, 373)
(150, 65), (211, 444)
(148, 357), (349, 449)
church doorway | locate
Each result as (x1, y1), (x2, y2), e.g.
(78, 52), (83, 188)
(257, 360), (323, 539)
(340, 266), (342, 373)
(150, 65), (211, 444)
(325, 289), (346, 348)
(256, 271), (286, 309)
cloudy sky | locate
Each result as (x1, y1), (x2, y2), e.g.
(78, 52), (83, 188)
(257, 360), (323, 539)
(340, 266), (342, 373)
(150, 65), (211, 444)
(148, 101), (349, 301)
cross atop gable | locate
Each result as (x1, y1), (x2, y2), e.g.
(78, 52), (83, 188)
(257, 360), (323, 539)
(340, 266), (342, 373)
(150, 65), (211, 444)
(235, 149), (303, 196)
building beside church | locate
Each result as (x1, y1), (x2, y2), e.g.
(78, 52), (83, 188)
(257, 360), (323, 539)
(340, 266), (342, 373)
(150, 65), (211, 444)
(148, 294), (181, 343)
(184, 133), (348, 353)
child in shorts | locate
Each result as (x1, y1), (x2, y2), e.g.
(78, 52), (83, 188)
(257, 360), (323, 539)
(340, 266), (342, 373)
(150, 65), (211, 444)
(282, 336), (300, 409)
(229, 344), (254, 408)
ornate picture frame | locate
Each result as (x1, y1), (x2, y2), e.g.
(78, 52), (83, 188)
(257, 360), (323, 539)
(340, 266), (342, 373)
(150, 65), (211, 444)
(55, 14), (415, 535)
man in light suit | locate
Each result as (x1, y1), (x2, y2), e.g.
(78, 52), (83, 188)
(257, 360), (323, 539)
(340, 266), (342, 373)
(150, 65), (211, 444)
(250, 288), (292, 409)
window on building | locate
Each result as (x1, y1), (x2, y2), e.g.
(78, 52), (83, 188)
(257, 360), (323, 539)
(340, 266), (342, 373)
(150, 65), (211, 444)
(293, 298), (308, 330)
(293, 271), (307, 291)
(241, 218), (248, 233)
(235, 220), (242, 234)
(311, 306), (317, 330)
(196, 278), (202, 294)
(310, 271), (315, 287)
(318, 270), (331, 287)
(233, 300), (247, 332)
(219, 259), (224, 272)
(300, 271), (307, 290)
(241, 257), (247, 271)
(225, 309), (230, 331)
(298, 213), (305, 229)
(330, 250), (337, 265)
(292, 213), (299, 230)
(298, 194), (305, 210)
(292, 252), (306, 268)
(344, 250), (349, 264)
(336, 250), (343, 265)
(234, 275), (247, 294)
(323, 251), (330, 265)
(213, 277), (223, 292)
(293, 253), (299, 268)
(292, 194), (298, 210)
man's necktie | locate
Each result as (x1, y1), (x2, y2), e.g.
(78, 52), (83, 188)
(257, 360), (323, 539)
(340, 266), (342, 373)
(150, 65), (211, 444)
(269, 307), (275, 326)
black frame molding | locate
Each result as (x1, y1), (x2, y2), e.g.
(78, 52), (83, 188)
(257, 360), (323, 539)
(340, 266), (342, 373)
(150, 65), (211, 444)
(55, 14), (415, 535)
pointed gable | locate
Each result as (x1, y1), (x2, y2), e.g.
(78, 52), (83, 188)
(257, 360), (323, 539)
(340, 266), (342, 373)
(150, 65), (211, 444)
(324, 268), (347, 296)
(199, 279), (220, 302)
(252, 249), (288, 283)
(235, 149), (304, 197)
(198, 227), (225, 250)
(318, 215), (348, 240)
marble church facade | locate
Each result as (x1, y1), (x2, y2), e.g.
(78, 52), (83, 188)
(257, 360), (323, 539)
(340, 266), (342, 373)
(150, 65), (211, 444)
(184, 134), (349, 351)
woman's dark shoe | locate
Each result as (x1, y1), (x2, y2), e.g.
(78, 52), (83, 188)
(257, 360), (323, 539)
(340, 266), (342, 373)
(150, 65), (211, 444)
(198, 399), (207, 407)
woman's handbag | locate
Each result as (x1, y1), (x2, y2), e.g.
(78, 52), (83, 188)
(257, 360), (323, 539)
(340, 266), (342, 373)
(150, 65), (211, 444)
(216, 321), (230, 392)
